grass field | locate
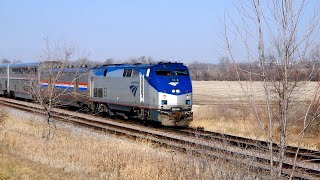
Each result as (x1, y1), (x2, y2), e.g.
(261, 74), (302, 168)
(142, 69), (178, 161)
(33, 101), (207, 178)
(0, 81), (319, 178)
(191, 81), (320, 150)
(0, 109), (262, 179)
(192, 81), (318, 105)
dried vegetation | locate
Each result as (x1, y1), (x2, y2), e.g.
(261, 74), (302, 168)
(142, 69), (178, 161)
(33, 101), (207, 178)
(191, 81), (320, 150)
(0, 106), (8, 128)
(0, 111), (263, 179)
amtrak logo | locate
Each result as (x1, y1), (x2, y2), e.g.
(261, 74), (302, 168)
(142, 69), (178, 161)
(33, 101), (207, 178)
(130, 85), (138, 97)
(169, 82), (179, 86)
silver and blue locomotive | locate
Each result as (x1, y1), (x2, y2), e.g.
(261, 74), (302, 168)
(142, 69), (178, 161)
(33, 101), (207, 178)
(89, 62), (193, 126)
(0, 62), (193, 126)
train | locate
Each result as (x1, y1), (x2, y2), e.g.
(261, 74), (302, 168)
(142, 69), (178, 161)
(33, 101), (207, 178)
(0, 61), (193, 126)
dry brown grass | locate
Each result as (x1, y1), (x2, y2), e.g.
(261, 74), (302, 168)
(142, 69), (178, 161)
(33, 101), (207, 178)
(0, 106), (8, 128)
(0, 111), (264, 179)
(193, 81), (318, 105)
(192, 81), (320, 150)
(191, 103), (320, 150)
(191, 104), (267, 141)
(0, 145), (81, 179)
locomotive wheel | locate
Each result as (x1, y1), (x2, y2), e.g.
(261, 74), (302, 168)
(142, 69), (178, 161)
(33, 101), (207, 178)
(101, 112), (108, 117)
(3, 91), (7, 97)
(107, 108), (115, 119)
(151, 121), (161, 128)
(142, 119), (149, 126)
(9, 91), (15, 99)
(79, 102), (90, 113)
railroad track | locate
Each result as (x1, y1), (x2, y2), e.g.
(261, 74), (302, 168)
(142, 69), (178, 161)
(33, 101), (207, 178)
(0, 97), (319, 179)
(179, 128), (320, 163)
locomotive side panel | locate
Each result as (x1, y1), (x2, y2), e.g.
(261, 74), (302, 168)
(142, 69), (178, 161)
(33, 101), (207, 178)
(90, 70), (141, 112)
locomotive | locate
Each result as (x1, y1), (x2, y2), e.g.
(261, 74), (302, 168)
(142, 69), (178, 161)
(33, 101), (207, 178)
(0, 61), (193, 126)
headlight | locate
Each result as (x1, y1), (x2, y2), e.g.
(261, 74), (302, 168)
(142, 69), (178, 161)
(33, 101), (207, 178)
(163, 95), (167, 99)
(172, 89), (176, 93)
(187, 95), (190, 99)
(176, 89), (180, 93)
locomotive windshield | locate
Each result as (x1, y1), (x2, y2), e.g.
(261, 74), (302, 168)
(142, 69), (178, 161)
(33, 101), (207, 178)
(156, 70), (171, 76)
(155, 69), (189, 76)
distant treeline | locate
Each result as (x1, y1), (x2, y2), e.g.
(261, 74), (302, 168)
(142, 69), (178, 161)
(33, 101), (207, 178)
(188, 61), (320, 81)
(2, 56), (320, 81)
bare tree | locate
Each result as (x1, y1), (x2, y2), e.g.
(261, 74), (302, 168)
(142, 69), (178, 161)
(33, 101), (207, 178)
(126, 56), (155, 64)
(104, 58), (114, 65)
(12, 60), (22, 63)
(219, 57), (232, 80)
(1, 59), (11, 64)
(73, 58), (92, 66)
(29, 39), (88, 139)
(224, 0), (320, 178)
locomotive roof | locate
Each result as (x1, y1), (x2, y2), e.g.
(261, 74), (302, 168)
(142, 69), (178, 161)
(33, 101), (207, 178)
(0, 62), (185, 70)
(91, 62), (187, 77)
(96, 62), (184, 69)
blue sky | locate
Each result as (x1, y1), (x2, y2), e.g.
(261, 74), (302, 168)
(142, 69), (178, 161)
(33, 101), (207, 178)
(0, 0), (236, 63)
(0, 1), (318, 64)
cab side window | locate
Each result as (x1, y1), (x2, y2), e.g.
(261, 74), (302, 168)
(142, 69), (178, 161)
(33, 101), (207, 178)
(123, 69), (132, 77)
